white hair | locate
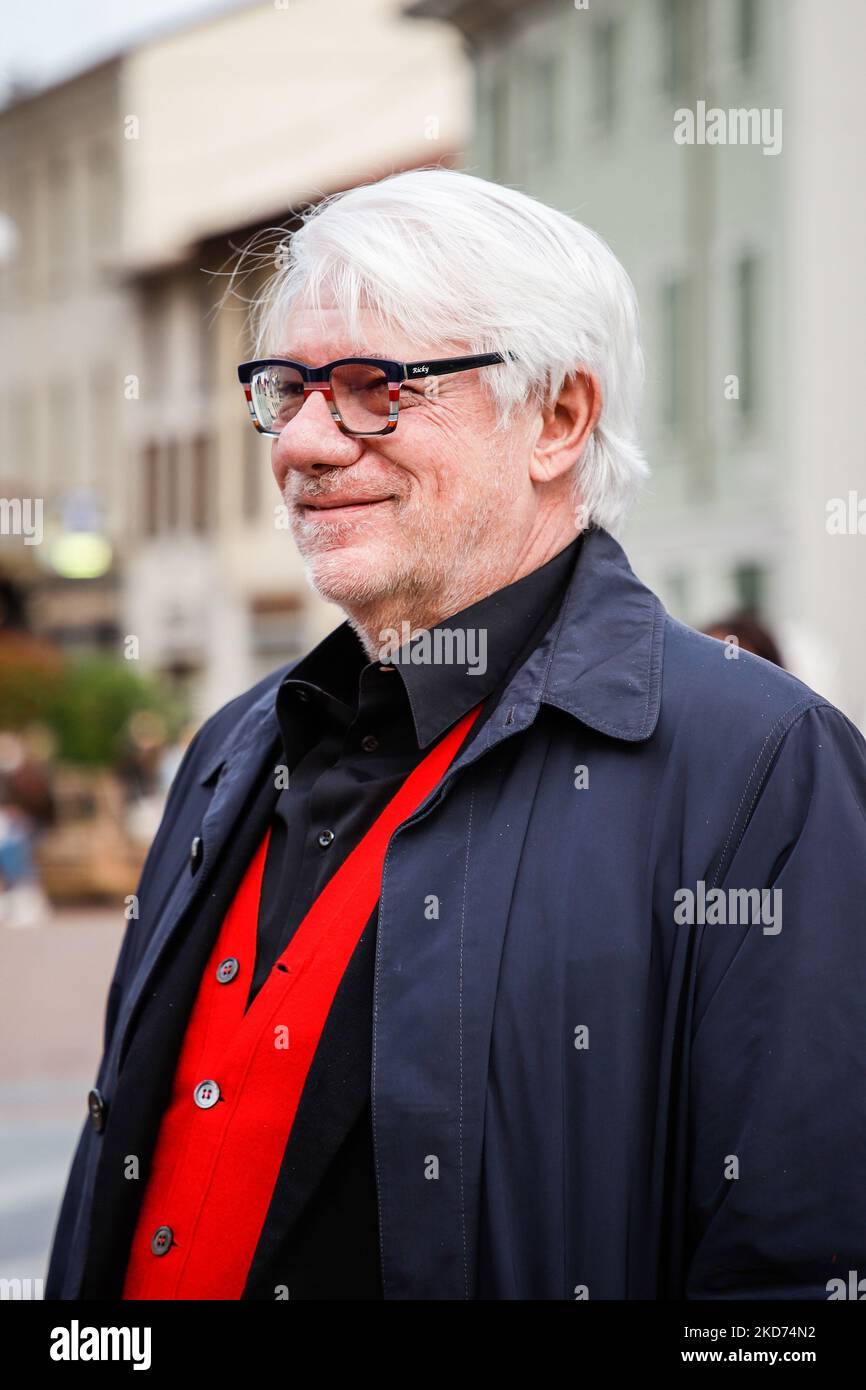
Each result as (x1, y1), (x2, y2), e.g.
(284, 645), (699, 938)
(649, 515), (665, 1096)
(244, 167), (648, 535)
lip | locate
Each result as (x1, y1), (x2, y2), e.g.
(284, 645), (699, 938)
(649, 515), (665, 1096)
(300, 496), (394, 516)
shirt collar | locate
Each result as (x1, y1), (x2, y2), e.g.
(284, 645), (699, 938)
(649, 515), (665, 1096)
(198, 527), (667, 788)
(277, 536), (582, 749)
(396, 535), (581, 746)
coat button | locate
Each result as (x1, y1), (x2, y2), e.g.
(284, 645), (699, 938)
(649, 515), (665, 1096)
(193, 1079), (220, 1109)
(361, 734), (379, 752)
(87, 1088), (106, 1133)
(151, 1225), (173, 1256)
(216, 956), (239, 984)
(317, 829), (335, 848)
(189, 835), (203, 873)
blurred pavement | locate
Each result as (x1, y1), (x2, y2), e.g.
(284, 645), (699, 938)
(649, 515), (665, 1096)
(0, 908), (124, 1289)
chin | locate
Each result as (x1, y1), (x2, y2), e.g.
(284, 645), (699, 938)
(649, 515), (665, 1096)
(304, 544), (401, 607)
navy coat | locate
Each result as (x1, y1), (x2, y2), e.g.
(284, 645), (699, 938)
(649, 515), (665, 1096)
(46, 527), (866, 1300)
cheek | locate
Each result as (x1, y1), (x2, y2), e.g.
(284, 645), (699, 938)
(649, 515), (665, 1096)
(395, 410), (488, 497)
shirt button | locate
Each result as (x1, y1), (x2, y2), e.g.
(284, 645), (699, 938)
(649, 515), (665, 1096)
(189, 835), (203, 873)
(361, 734), (379, 752)
(151, 1225), (173, 1256)
(216, 956), (239, 984)
(87, 1088), (106, 1133)
(193, 1079), (220, 1109)
(317, 829), (335, 848)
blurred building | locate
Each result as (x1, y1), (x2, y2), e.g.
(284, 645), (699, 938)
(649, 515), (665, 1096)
(408, 0), (866, 726)
(0, 56), (128, 653)
(0, 0), (471, 718)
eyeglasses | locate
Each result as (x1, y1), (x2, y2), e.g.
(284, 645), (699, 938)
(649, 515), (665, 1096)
(236, 352), (511, 438)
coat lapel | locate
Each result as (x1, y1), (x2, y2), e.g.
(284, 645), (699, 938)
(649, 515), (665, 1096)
(112, 682), (284, 1073)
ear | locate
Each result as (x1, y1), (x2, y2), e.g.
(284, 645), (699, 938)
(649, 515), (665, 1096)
(529, 371), (603, 484)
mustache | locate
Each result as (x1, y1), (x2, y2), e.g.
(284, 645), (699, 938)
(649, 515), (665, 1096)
(289, 472), (406, 506)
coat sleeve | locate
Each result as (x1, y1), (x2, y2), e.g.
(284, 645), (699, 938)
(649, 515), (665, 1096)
(684, 701), (866, 1299)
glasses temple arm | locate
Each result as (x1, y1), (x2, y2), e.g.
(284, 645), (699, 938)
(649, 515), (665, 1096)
(403, 351), (517, 379)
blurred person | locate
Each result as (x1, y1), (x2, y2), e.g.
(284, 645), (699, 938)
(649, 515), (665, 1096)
(0, 731), (52, 929)
(47, 169), (866, 1302)
(156, 722), (198, 799)
(703, 611), (785, 667)
(120, 710), (172, 846)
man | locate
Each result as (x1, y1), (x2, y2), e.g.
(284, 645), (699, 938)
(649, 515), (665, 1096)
(47, 168), (866, 1301)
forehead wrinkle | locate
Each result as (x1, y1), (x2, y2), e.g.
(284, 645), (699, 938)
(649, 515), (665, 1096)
(273, 343), (395, 363)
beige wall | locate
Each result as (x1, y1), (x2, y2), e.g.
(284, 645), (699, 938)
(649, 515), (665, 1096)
(1, 0), (472, 714)
(783, 0), (866, 724)
(0, 61), (131, 584)
(121, 0), (470, 268)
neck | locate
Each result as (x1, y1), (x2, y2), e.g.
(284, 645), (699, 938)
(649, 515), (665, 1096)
(342, 528), (579, 662)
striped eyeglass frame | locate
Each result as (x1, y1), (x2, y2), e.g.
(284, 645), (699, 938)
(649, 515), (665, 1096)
(236, 352), (513, 437)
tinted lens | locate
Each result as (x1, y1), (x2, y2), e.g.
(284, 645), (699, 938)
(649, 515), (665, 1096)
(250, 365), (305, 433)
(330, 364), (391, 432)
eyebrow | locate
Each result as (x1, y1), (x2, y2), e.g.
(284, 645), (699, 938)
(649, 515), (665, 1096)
(273, 346), (393, 362)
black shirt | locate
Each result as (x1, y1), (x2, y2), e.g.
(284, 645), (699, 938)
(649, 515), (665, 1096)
(248, 534), (583, 1297)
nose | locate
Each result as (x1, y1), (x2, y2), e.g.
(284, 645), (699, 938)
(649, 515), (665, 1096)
(271, 385), (361, 481)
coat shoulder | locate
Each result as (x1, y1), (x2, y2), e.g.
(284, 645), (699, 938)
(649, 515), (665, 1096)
(658, 613), (835, 736)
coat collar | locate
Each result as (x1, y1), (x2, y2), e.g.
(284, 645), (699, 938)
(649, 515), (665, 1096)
(197, 525), (665, 792)
(533, 525), (665, 742)
(434, 525), (666, 761)
(268, 533), (581, 755)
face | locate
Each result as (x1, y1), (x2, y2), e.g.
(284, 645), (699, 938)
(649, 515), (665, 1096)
(269, 302), (534, 621)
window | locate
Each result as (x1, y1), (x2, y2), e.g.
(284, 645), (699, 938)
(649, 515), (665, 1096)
(663, 570), (689, 620)
(250, 594), (306, 667)
(735, 254), (759, 421)
(164, 439), (179, 531)
(49, 381), (75, 475)
(10, 390), (37, 488)
(660, 276), (691, 435)
(661, 0), (694, 96)
(593, 20), (620, 132)
(197, 276), (214, 395)
(489, 73), (509, 180)
(191, 435), (211, 533)
(11, 170), (31, 295)
(528, 53), (557, 162)
(736, 0), (757, 72)
(87, 141), (118, 263)
(733, 562), (765, 612)
(242, 423), (264, 521)
(142, 443), (159, 537)
(47, 158), (73, 294)
(141, 287), (166, 396)
(90, 368), (116, 505)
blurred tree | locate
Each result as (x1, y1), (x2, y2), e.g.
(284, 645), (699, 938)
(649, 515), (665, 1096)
(0, 643), (185, 768)
(44, 658), (184, 766)
(0, 631), (67, 729)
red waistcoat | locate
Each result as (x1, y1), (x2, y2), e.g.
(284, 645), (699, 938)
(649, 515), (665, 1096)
(122, 702), (480, 1299)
